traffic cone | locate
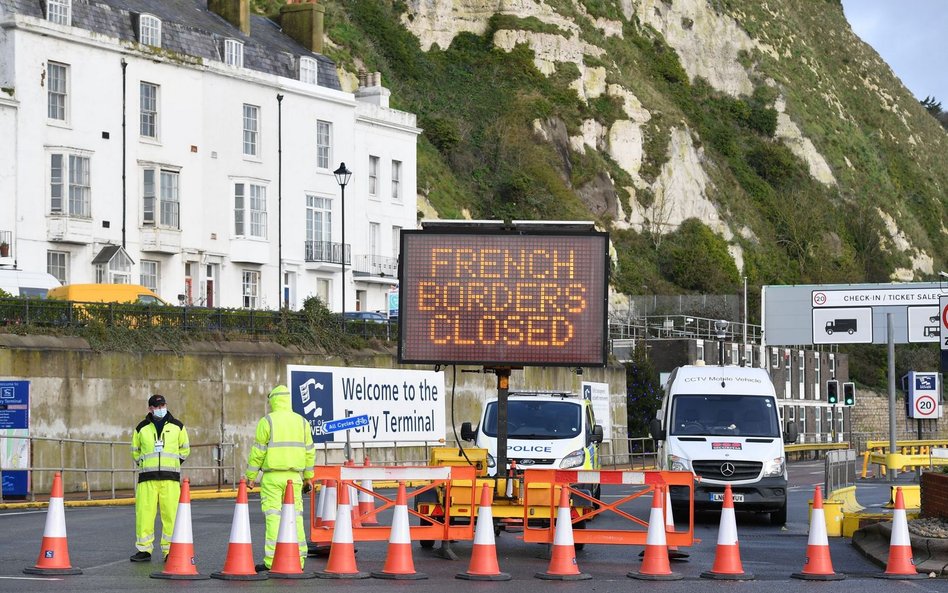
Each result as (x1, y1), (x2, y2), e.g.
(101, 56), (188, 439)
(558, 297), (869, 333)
(700, 484), (754, 580)
(321, 480), (338, 529)
(535, 486), (591, 580)
(211, 479), (267, 581)
(359, 456), (380, 526)
(639, 489), (689, 560)
(349, 482), (363, 528)
(314, 477), (369, 579)
(23, 472), (82, 576)
(269, 480), (315, 579)
(457, 483), (511, 581)
(151, 479), (210, 580)
(876, 486), (926, 580)
(791, 485), (845, 580)
(630, 485), (683, 581)
(371, 482), (427, 579)
(314, 479), (326, 528)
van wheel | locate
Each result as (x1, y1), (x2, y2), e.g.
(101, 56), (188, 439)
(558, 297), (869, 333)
(770, 503), (787, 525)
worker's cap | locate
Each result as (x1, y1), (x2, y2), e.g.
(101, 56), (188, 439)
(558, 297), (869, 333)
(148, 394), (167, 407)
(268, 385), (290, 398)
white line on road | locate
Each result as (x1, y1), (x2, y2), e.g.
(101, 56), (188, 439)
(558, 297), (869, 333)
(0, 576), (64, 581)
(82, 558), (131, 571)
(0, 510), (47, 517)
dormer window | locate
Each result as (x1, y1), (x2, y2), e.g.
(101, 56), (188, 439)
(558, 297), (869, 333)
(47, 0), (71, 26)
(300, 57), (318, 84)
(224, 39), (244, 68)
(139, 14), (162, 47)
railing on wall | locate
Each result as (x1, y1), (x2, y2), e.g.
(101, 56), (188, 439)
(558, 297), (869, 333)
(0, 434), (238, 503)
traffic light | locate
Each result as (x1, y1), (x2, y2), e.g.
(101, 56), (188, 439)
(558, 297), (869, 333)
(826, 379), (839, 404)
(843, 382), (856, 406)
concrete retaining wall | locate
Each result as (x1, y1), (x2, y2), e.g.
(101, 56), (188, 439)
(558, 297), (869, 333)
(0, 335), (627, 493)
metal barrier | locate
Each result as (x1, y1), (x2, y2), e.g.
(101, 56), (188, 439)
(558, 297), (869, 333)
(309, 464), (476, 545)
(785, 441), (850, 461)
(600, 437), (658, 470)
(0, 434), (238, 502)
(861, 439), (948, 477)
(522, 469), (696, 548)
(824, 449), (857, 494)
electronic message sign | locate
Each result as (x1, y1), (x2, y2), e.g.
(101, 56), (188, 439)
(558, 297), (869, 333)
(398, 229), (609, 366)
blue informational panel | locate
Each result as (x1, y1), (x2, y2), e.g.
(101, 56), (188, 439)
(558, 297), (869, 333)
(0, 381), (30, 497)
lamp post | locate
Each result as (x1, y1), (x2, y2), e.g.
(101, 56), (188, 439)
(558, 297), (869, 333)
(334, 162), (352, 323)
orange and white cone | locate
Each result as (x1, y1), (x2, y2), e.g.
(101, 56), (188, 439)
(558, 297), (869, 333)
(457, 483), (511, 581)
(321, 480), (338, 529)
(269, 480), (315, 579)
(792, 485), (845, 580)
(314, 477), (369, 579)
(211, 479), (268, 581)
(308, 480), (332, 557)
(630, 485), (683, 581)
(639, 489), (689, 560)
(535, 486), (591, 580)
(23, 472), (82, 576)
(876, 486), (925, 579)
(359, 457), (380, 526)
(314, 480), (326, 528)
(371, 482), (427, 579)
(700, 484), (754, 580)
(151, 479), (210, 580)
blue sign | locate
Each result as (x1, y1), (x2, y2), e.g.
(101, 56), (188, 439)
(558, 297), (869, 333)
(917, 375), (937, 391)
(387, 290), (399, 319)
(0, 381), (29, 497)
(322, 414), (370, 434)
(289, 371), (334, 444)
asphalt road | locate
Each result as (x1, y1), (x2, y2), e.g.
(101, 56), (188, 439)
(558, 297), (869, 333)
(1, 461), (945, 592)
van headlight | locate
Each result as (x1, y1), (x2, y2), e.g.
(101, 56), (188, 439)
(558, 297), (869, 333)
(763, 456), (785, 477)
(560, 449), (585, 469)
(668, 455), (691, 472)
(486, 453), (496, 469)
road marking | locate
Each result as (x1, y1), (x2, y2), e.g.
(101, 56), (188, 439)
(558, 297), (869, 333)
(0, 510), (47, 517)
(83, 558), (130, 571)
(0, 576), (64, 581)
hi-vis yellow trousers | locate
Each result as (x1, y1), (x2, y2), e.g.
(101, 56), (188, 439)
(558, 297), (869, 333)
(134, 479), (180, 555)
(261, 471), (306, 568)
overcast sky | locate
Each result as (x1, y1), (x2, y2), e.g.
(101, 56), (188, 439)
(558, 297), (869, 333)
(842, 0), (948, 103)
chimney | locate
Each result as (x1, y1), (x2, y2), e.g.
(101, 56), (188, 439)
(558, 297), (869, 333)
(279, 0), (325, 54)
(208, 0), (250, 36)
(355, 71), (390, 108)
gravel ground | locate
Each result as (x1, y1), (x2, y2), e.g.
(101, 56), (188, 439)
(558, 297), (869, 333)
(908, 517), (948, 538)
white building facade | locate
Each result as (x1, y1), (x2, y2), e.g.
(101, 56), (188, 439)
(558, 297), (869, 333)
(0, 0), (419, 313)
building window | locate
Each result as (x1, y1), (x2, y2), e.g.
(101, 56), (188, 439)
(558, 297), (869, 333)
(368, 155), (379, 197)
(50, 152), (91, 217)
(142, 167), (180, 228)
(139, 14), (161, 47)
(140, 82), (159, 139)
(242, 270), (260, 308)
(47, 0), (71, 25)
(391, 160), (401, 201)
(316, 120), (331, 169)
(47, 61), (68, 121)
(392, 226), (401, 260)
(234, 183), (267, 238)
(224, 39), (243, 67)
(243, 104), (259, 157)
(300, 57), (317, 84)
(369, 222), (380, 259)
(305, 194), (332, 259)
(696, 339), (705, 363)
(47, 251), (69, 284)
(140, 260), (160, 292)
(95, 252), (132, 284)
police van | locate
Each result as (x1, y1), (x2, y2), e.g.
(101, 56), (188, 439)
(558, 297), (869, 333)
(460, 391), (604, 480)
(650, 363), (797, 524)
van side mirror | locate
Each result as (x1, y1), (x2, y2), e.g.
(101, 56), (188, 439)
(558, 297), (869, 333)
(460, 422), (476, 442)
(591, 425), (604, 444)
(649, 418), (665, 442)
(783, 421), (798, 443)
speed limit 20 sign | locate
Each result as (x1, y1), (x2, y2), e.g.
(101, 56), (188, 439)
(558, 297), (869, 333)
(908, 371), (942, 419)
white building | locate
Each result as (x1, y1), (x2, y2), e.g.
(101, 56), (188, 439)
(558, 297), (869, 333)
(0, 0), (419, 313)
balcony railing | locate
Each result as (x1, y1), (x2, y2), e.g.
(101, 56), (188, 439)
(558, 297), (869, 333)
(352, 254), (398, 277)
(304, 240), (349, 265)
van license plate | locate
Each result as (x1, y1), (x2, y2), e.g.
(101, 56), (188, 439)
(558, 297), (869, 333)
(710, 493), (744, 502)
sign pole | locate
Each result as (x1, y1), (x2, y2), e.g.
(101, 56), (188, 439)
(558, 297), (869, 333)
(493, 367), (511, 496)
(887, 313), (897, 481)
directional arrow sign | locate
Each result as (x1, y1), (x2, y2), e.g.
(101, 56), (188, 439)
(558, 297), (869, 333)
(321, 414), (370, 434)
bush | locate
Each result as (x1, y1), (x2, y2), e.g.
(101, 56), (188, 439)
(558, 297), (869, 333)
(658, 219), (740, 292)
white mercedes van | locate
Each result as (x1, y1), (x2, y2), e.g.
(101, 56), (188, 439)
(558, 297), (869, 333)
(650, 363), (797, 524)
(0, 269), (62, 298)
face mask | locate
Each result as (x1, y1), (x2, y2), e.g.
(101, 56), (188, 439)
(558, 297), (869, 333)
(153, 408), (168, 419)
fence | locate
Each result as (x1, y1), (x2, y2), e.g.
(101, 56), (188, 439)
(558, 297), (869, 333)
(824, 449), (857, 494)
(0, 434), (238, 502)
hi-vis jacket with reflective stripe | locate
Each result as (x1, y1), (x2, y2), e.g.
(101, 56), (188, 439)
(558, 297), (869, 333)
(246, 387), (315, 482)
(131, 413), (190, 483)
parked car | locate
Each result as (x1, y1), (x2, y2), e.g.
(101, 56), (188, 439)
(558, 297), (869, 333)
(46, 283), (166, 304)
(344, 311), (388, 323)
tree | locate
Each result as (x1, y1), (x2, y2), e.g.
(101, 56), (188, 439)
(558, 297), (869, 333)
(920, 96), (942, 116)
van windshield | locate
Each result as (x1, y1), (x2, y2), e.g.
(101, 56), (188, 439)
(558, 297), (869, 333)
(483, 400), (581, 439)
(670, 394), (779, 437)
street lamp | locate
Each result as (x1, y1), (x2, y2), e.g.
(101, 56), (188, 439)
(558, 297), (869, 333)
(334, 162), (352, 322)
